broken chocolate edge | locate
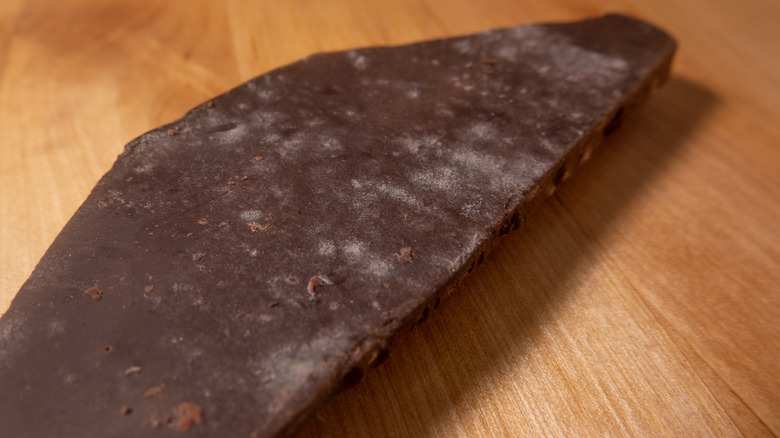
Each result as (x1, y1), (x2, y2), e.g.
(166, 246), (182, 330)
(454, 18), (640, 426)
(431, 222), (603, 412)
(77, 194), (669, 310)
(275, 24), (678, 438)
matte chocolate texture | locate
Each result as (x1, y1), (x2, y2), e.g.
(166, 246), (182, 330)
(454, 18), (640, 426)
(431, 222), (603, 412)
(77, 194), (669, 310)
(0, 14), (676, 437)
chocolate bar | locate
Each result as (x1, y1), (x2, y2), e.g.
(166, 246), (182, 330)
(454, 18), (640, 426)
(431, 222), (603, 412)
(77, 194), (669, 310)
(0, 14), (675, 437)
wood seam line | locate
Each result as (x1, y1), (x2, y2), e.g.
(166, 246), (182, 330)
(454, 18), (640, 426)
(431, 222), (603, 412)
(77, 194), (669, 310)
(685, 346), (778, 438)
(621, 278), (742, 435)
(550, 192), (765, 436)
(614, 270), (774, 437)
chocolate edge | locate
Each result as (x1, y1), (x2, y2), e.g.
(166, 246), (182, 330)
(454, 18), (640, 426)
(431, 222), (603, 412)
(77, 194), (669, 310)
(273, 16), (678, 438)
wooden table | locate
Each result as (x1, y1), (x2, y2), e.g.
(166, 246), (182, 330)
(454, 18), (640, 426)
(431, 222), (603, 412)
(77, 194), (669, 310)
(1, 0), (778, 436)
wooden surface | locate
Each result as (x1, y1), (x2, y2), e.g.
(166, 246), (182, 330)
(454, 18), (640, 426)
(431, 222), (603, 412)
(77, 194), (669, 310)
(1, 0), (778, 436)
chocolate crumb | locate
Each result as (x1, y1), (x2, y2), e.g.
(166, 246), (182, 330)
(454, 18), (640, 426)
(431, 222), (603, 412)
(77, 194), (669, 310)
(197, 219), (208, 225)
(481, 53), (497, 75)
(124, 366), (142, 376)
(144, 386), (163, 397)
(120, 405), (132, 415)
(148, 415), (162, 428)
(393, 247), (413, 263)
(268, 301), (279, 308)
(144, 284), (154, 293)
(174, 402), (204, 431)
(307, 276), (324, 295)
(85, 282), (102, 301)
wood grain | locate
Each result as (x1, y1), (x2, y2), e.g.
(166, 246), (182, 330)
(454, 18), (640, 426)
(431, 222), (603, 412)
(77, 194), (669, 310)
(1, 1), (778, 436)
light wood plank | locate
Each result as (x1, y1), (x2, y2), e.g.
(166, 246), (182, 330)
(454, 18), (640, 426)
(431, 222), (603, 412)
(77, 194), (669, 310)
(1, 0), (778, 436)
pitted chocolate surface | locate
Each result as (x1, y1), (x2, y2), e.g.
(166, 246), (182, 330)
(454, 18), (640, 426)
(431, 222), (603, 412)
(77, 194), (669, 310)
(0, 14), (675, 438)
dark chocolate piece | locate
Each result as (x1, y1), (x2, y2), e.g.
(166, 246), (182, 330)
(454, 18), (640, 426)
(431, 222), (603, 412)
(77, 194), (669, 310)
(0, 14), (675, 437)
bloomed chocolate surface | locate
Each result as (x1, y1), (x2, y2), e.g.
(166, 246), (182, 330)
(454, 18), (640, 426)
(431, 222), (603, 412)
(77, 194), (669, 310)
(0, 14), (675, 438)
